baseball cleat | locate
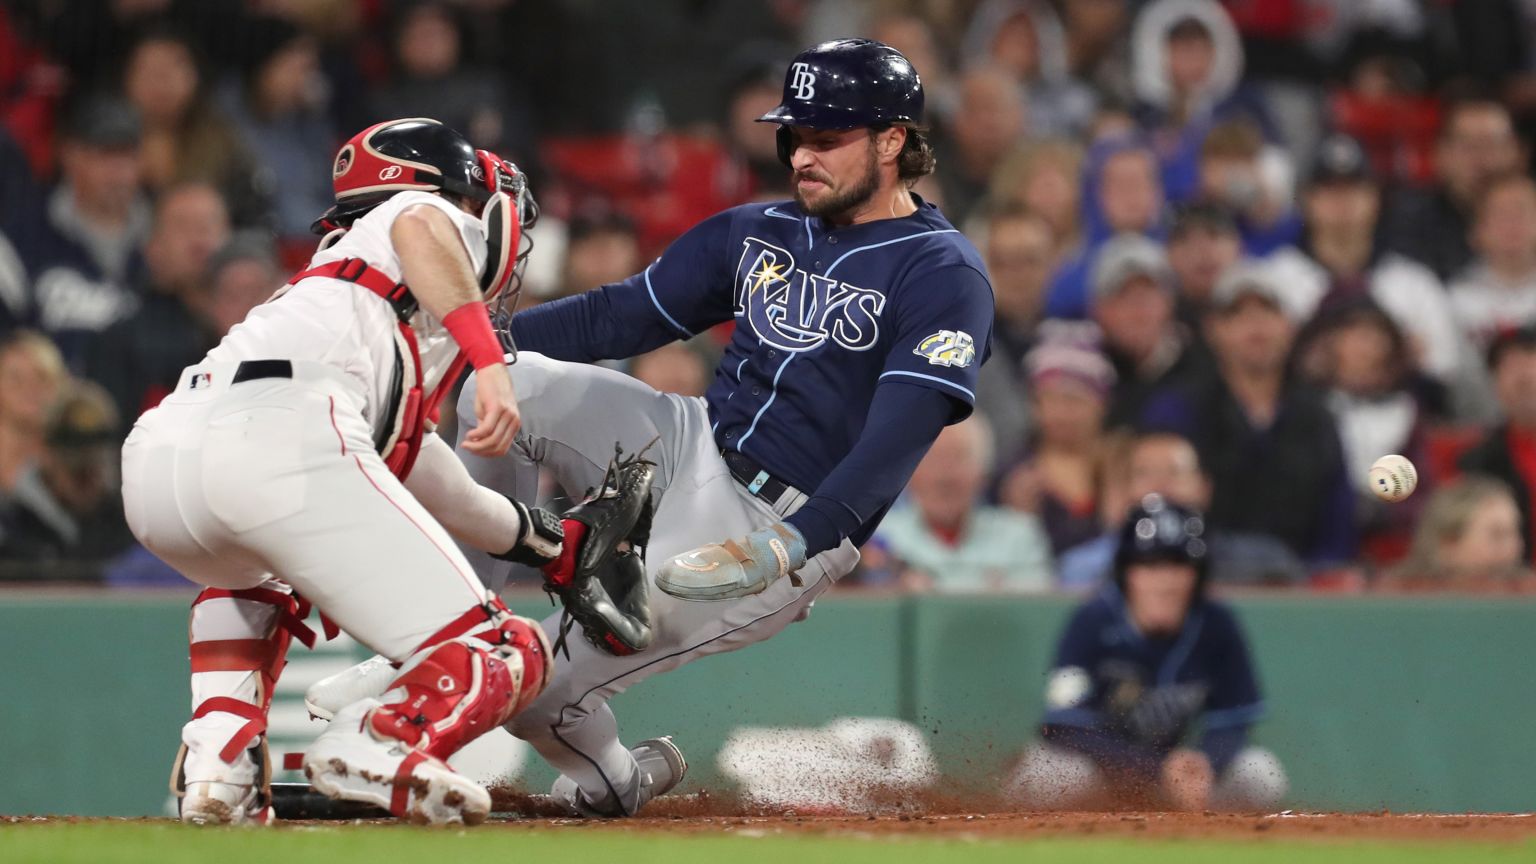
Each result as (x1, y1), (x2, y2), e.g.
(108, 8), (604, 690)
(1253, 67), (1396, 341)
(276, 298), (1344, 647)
(550, 736), (688, 817)
(180, 781), (273, 826)
(304, 654), (396, 721)
(301, 698), (491, 825)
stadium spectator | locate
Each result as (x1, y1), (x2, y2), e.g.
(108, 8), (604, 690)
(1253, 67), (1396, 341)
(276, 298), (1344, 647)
(121, 27), (267, 227)
(997, 336), (1114, 555)
(1449, 174), (1536, 355)
(369, 2), (536, 165)
(1193, 119), (1299, 255)
(1045, 137), (1166, 318)
(1165, 201), (1241, 329)
(0, 380), (133, 580)
(974, 205), (1056, 460)
(0, 95), (149, 367)
(1383, 97), (1528, 281)
(877, 416), (1052, 592)
(1379, 477), (1534, 593)
(628, 341), (711, 398)
(197, 233), (280, 340)
(84, 184), (232, 426)
(1060, 0), (1134, 100)
(1129, 0), (1270, 204)
(1011, 495), (1287, 811)
(1265, 134), (1463, 384)
(985, 139), (1085, 256)
(0, 331), (67, 512)
(218, 15), (336, 241)
(935, 66), (1029, 225)
(1057, 432), (1306, 588)
(1294, 299), (1444, 565)
(960, 0), (1097, 139)
(719, 51), (794, 201)
(1142, 264), (1355, 567)
(1459, 328), (1536, 563)
(869, 13), (955, 122)
(1089, 233), (1209, 428)
(560, 210), (642, 299)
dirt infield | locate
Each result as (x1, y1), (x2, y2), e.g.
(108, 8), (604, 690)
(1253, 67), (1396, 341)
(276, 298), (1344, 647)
(6, 809), (1536, 844)
(473, 791), (1536, 843)
(566, 811), (1536, 843)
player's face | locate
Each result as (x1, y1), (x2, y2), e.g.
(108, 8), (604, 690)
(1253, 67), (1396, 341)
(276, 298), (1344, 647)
(1125, 562), (1198, 635)
(788, 127), (882, 219)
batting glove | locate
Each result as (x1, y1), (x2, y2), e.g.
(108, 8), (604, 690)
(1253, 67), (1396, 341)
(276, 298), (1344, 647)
(655, 522), (807, 601)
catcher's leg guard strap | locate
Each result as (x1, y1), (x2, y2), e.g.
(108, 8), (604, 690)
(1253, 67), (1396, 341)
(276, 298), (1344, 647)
(179, 584), (309, 803)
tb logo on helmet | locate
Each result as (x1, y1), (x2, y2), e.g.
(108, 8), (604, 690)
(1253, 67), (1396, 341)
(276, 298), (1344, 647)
(789, 62), (817, 101)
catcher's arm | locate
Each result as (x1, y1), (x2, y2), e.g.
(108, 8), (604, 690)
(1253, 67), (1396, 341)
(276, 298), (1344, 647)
(392, 201), (518, 456)
(405, 433), (559, 561)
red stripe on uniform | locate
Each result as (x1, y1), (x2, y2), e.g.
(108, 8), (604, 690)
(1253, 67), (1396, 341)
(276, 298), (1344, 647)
(329, 396), (347, 455)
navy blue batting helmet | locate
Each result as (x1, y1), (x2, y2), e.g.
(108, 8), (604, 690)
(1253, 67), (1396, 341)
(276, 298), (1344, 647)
(757, 38), (924, 166)
(1113, 495), (1209, 587)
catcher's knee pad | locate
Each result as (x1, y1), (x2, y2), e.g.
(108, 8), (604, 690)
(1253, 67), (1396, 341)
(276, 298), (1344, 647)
(370, 601), (552, 760)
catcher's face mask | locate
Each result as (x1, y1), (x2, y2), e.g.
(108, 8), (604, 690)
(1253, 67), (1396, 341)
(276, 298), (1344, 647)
(474, 150), (538, 313)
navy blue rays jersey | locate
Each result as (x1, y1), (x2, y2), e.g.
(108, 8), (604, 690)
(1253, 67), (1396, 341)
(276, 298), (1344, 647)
(1041, 586), (1265, 775)
(509, 197), (993, 539)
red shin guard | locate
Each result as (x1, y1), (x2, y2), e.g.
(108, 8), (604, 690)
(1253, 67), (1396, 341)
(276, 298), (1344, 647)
(370, 603), (552, 761)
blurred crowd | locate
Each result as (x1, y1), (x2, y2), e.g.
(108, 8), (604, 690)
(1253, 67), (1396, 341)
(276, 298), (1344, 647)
(3, 0), (1536, 594)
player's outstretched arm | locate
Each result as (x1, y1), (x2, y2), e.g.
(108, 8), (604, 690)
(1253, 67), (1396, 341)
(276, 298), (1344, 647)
(505, 209), (739, 362)
(392, 202), (519, 456)
(405, 433), (556, 560)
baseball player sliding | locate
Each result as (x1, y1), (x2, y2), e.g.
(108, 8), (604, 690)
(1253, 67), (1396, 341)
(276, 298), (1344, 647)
(121, 119), (653, 826)
(310, 39), (996, 817)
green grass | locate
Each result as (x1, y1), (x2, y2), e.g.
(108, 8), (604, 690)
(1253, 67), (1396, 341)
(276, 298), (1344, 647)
(1, 823), (1531, 864)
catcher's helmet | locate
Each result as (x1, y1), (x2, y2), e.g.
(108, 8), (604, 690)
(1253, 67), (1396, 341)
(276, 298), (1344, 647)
(1113, 494), (1209, 588)
(313, 117), (537, 301)
(312, 117), (531, 235)
(756, 38), (924, 166)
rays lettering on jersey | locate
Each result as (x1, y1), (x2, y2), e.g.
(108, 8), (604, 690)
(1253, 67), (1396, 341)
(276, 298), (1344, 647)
(734, 237), (885, 352)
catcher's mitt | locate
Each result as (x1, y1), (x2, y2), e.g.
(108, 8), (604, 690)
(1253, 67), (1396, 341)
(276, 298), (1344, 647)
(541, 442), (657, 657)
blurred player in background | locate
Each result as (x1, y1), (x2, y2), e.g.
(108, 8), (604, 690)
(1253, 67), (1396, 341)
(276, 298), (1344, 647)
(310, 38), (996, 818)
(120, 118), (647, 826)
(1010, 494), (1287, 811)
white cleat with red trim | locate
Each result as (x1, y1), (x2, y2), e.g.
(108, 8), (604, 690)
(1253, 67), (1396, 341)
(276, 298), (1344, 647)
(303, 698), (491, 825)
(180, 780), (272, 826)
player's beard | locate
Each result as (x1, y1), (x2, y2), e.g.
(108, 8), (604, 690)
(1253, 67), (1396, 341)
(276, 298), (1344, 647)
(794, 143), (881, 220)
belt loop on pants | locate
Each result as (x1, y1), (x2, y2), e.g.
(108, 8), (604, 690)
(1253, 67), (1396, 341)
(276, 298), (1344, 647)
(721, 449), (807, 517)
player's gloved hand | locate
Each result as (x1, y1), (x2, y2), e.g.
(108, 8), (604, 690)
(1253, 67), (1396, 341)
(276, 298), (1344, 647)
(493, 498), (565, 567)
(655, 522), (807, 601)
(539, 444), (658, 657)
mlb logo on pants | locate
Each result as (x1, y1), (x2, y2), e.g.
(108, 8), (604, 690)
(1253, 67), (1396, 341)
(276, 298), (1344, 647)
(189, 372), (212, 390)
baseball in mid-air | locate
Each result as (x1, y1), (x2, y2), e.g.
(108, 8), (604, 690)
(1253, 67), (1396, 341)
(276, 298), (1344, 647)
(1369, 455), (1418, 502)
